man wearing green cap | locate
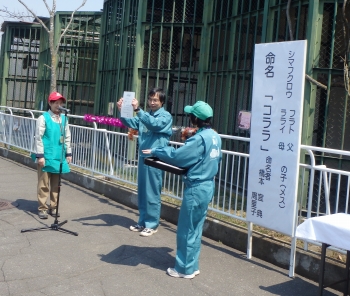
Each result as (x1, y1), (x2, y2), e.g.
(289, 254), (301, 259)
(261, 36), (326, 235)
(143, 100), (222, 278)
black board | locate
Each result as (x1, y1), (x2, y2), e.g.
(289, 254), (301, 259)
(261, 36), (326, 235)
(144, 157), (188, 175)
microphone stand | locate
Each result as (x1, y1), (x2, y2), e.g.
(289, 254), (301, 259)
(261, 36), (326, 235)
(21, 109), (78, 236)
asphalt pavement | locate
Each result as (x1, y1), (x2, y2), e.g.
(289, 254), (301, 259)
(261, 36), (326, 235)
(0, 156), (341, 296)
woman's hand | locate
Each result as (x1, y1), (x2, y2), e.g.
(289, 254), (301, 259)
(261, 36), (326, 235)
(66, 156), (72, 164)
(142, 149), (152, 154)
(38, 157), (45, 167)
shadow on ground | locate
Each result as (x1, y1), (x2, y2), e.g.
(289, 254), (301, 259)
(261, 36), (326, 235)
(98, 244), (174, 271)
(259, 277), (339, 296)
(73, 213), (135, 228)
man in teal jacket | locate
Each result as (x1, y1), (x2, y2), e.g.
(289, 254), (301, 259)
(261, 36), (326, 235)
(143, 101), (222, 278)
(117, 87), (173, 237)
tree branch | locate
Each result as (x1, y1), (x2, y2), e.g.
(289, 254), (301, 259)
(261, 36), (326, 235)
(42, 0), (52, 15)
(305, 74), (327, 90)
(55, 0), (87, 54)
(17, 0), (50, 32)
(0, 6), (32, 21)
(286, 0), (327, 90)
(286, 0), (294, 41)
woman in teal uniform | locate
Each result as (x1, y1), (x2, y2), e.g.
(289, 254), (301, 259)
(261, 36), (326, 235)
(117, 87), (173, 237)
(143, 101), (222, 278)
(34, 92), (72, 219)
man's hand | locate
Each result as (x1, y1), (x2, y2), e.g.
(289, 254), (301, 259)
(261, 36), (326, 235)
(38, 157), (45, 167)
(66, 156), (72, 164)
(131, 98), (139, 110)
(117, 98), (123, 111)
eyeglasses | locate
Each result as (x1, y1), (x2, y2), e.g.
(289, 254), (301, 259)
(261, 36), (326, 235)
(148, 98), (160, 103)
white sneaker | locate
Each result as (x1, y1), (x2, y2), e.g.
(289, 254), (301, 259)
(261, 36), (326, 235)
(166, 267), (196, 279)
(38, 210), (48, 219)
(139, 228), (158, 237)
(129, 224), (144, 232)
(194, 270), (200, 276)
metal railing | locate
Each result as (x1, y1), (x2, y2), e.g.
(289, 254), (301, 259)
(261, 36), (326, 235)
(1, 106), (349, 276)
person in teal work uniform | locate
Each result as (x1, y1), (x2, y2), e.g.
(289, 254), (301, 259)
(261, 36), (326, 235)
(143, 101), (222, 278)
(34, 92), (72, 219)
(117, 87), (173, 237)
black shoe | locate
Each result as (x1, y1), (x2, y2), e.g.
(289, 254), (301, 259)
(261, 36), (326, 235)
(129, 224), (144, 232)
(48, 209), (60, 217)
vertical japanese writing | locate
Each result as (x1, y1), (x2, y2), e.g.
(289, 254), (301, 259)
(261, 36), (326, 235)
(262, 105), (271, 141)
(279, 166), (288, 208)
(251, 191), (264, 218)
(265, 156), (272, 180)
(260, 96), (273, 152)
(249, 41), (306, 235)
(289, 110), (295, 133)
(260, 105), (271, 152)
(286, 51), (294, 98)
(280, 109), (296, 134)
(265, 52), (275, 77)
(280, 109), (286, 133)
(258, 156), (273, 185)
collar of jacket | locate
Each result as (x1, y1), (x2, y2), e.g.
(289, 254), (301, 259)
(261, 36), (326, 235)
(150, 106), (164, 116)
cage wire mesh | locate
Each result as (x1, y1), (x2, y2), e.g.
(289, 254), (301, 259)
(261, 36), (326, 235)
(97, 0), (138, 116)
(2, 25), (41, 110)
(305, 2), (350, 215)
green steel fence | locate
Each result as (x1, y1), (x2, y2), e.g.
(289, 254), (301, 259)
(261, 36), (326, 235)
(36, 12), (102, 117)
(93, 0), (350, 214)
(96, 0), (205, 123)
(0, 22), (41, 109)
(94, 0), (139, 116)
(2, 0), (350, 216)
(0, 13), (101, 117)
(1, 0), (350, 168)
(95, 0), (350, 156)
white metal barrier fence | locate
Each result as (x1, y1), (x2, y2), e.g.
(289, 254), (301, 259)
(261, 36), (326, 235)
(1, 107), (349, 276)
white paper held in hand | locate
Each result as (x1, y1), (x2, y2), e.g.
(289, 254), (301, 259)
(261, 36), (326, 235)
(121, 91), (135, 118)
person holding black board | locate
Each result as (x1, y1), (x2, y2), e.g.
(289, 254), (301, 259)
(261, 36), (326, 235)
(143, 101), (222, 278)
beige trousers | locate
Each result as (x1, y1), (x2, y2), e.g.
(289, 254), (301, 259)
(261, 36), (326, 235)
(37, 165), (60, 211)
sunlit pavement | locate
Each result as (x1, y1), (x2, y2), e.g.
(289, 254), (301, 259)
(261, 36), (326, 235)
(0, 157), (341, 296)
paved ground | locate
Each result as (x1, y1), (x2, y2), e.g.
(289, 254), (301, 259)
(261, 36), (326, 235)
(0, 156), (342, 296)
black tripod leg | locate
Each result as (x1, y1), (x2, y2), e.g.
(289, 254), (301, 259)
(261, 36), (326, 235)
(21, 226), (51, 233)
(50, 220), (78, 236)
(57, 227), (78, 236)
(51, 220), (68, 229)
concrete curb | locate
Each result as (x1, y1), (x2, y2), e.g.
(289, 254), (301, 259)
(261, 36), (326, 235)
(1, 147), (348, 293)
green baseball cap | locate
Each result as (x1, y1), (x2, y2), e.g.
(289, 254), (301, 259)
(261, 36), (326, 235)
(184, 101), (213, 120)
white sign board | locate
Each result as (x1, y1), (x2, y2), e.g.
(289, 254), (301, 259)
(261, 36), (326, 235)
(121, 91), (135, 118)
(247, 40), (307, 236)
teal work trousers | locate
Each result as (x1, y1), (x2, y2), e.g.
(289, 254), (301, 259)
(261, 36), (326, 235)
(174, 180), (214, 275)
(137, 158), (163, 229)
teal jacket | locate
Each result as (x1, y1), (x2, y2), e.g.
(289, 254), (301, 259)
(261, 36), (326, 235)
(120, 107), (173, 158)
(152, 128), (222, 186)
(41, 112), (70, 174)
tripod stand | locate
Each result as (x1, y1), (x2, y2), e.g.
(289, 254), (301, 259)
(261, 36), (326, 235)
(21, 109), (78, 236)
